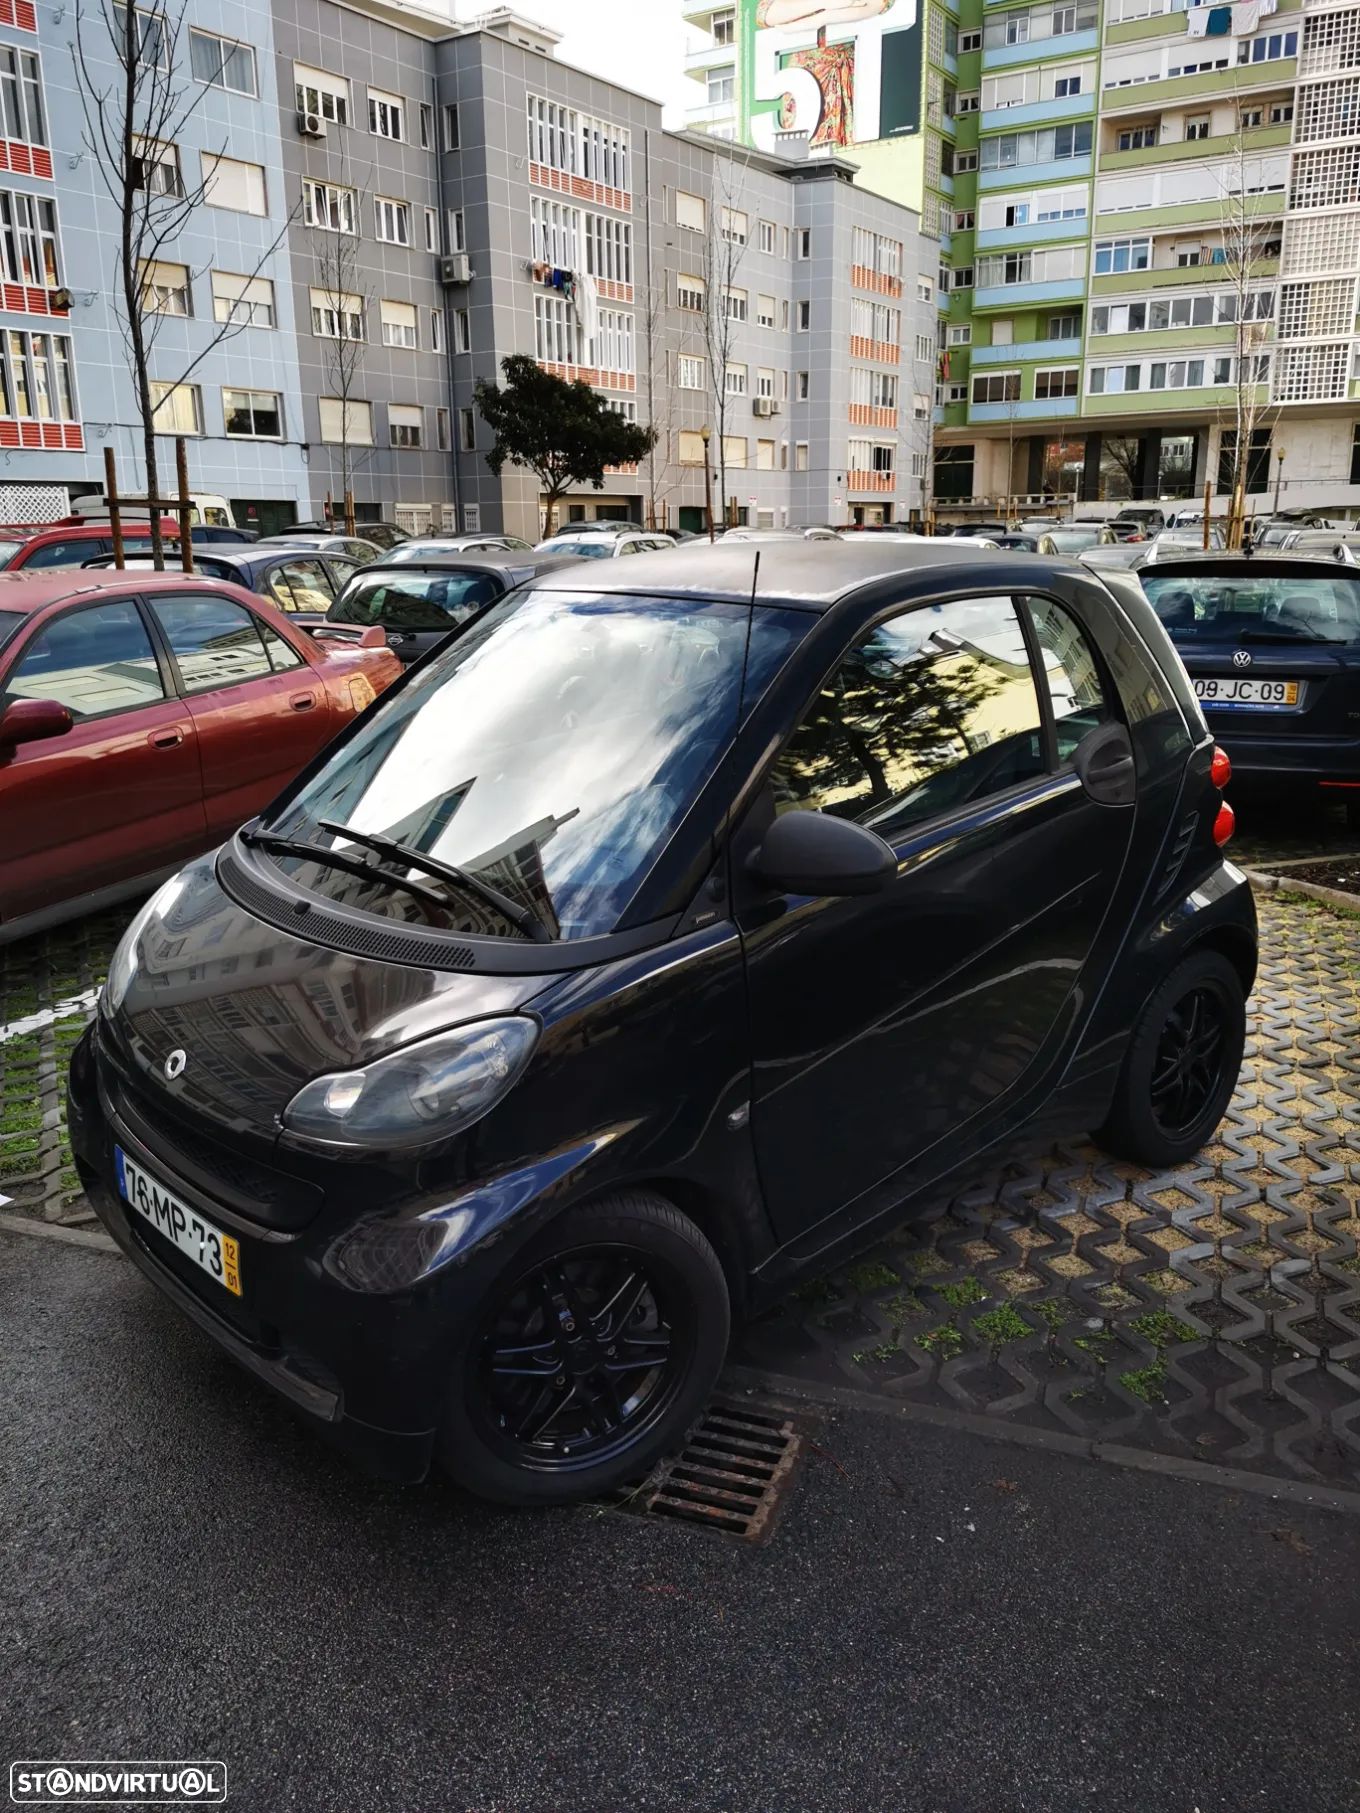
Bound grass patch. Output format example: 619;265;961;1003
882;1290;927;1327
1074;1330;1114;1358
842;1259;901;1294
974;1303;1030;1346
938;1276;986;1308
1033;1298;1069;1332
1119;1362;1168;1404
918;1324;965;1361
1129;1310;1197;1348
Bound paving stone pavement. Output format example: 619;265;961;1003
4;887;1360;1489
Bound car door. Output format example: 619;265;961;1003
262;557;338;629
145;591;332;840
737;589;1137;1250
0;595;205;924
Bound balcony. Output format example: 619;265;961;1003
1098;122;1291;171
1085;382;1268;416
1104;0;1298;46
973;275;1087;308
1091;258;1278;295
847;469;896;493
971;335;1083;364
1088;321;1246;357
980;92;1095;131
684;41;733;76
1100;57;1296;115
969;396;1080;422
1095;186;1285;237
983;27;1098;64
978;154;1093;191
976;216;1090;250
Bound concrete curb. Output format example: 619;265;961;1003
1246;866;1360;915
0;1210;118;1253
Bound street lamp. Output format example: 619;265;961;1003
1274;446;1285;516
701;425;714;542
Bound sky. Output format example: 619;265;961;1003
453;0;697;125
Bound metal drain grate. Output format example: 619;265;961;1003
613;1398;808;1543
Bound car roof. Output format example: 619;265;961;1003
359;550;581;576
1136;553;1360;577
0;566;257;618
529;539;1093;613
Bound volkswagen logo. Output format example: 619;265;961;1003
164;1049;188;1080
1232;649;1252;669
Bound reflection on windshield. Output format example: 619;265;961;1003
267;590;803;940
329;571;501;631
1142;572;1360;644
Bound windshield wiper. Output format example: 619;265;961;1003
239;827;452;921
1236;627;1327;645
319;820;553;944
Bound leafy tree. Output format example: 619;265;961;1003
473;355;656;535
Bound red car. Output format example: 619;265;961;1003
0;570;403;943
0;521;183;570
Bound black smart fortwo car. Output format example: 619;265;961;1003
69;544;1257;1505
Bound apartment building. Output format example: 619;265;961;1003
686;0;1360;519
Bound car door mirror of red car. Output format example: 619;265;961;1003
748;808;897;898
356;626;387;650
0;696;74;749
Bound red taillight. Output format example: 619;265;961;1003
1210;745;1232;790
1213;801;1235;847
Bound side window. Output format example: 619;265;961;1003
20;538;106;570
4;600;166;717
151;594;273;694
772;596;1047;839
271;560;333;613
1023;595;1110;761
257;618;304;674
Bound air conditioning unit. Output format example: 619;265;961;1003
296;110;326;139
439;253;472;285
753;397;778;417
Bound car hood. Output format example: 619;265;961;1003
100;853;552;1138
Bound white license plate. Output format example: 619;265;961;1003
115;1145;242;1297
1193;677;1300;707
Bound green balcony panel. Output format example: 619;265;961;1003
1092;259;1278;294
1104;0;1297;44
1085;383;1268;415
1098;57;1296;112
1087;322;1245;356
1096;192;1284;236
1097;124;1291;172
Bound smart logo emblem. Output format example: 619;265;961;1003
164;1049;188;1080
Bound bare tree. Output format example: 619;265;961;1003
639;235;683;533
701;148;752;527
1101;433;1142;501
309;176;374;534
1213;126;1282;546
72;0;294;565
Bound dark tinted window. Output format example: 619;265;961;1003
151;594;273;691
1024;594;1110;759
1141;571;1360;646
329;571;502;631
20;537;109;569
773;596;1046;838
5;599;165;715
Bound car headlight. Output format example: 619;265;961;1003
101;877;186;1018
281;1017;539;1150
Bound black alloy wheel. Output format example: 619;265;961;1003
438;1194;730;1505
1149;984;1229;1138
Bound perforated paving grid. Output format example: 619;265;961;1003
737;892;1360;1492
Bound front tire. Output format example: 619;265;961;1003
1094;949;1246;1167
437;1193;730;1506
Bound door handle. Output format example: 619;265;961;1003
149;728;183;749
289;692;318;712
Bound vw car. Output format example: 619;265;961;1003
70;544;1255;1505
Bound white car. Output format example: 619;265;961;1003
535;531;676;559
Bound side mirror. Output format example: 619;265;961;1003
0;697;74;749
748;809;897;899
356;626;388;650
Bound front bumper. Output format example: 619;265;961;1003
68;1025;443;1483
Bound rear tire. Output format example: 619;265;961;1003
437;1193;730;1507
1093;949;1245;1167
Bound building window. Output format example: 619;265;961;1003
971;372;1021;404
310;288;364;340
436;407;450;450
422;207;437;253
304;180;355;235
723;286;748;321
223;388;281;438
1054;74;1082;96
0;46;45;145
795;441;808;471
796;298;810;330
1186;114;1210;141
721;206;748;245
294;65;349;125
678;429;706;465
389;404;423;448
725;362;747;396
319;397;373;444
189;30;257;97
112;5;166;69
534;293;575;364
420;102;433;148
756;292;775;326
1093;237;1150;275
707;64;735;105
442;104;460;150
915;332;933;361
202;154;266;216
947;324;972;345
722;434;747;468
380;299;418;349
0;330;77;422
211;271;274;327
585;212;632;285
1268;101;1293;125
960;27;981;49
955;150;978;172
677;273;705;311
677;353;705;390
954;210;974;230
758;218;776;253
449;209;466;253
917;277;933;303
0;191;59;287
1048;312;1079;338
1034;367;1079;398
676;191;706;232
796;370;809;399
140;259;190;317
369;88;404;140
713;8;735;44
795;227;811;259
149;380;202;435
432;308;445;353
374;196;411;245
132;139;182;197
958;90;980;112
453;307;470;353
458;407;475;450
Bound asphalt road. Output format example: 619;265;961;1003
4;1231;1360;1813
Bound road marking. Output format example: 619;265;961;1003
0;987;101;1046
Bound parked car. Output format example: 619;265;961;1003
535;531;676;559
939;521;1009;539
1078;544;1148;574
1145;527;1227;557
319;551;581;661
1037;526;1118;555
80;547;363;616
1275;527;1360;558
995;534;1042;552
191;525;259;546
1137;553;1360;825
0;522;183;571
1112;507;1168;537
69;541;1254;1506
548;519;647;534
258;533;385;564
383;535;535;561
0;572;402;943
1105;522;1147;543
290;521;410;552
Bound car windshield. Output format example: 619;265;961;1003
0;539;25;568
542;541;611;559
328;570;504;630
265;589;803;940
1141;571;1360;644
1044;529;1098;551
